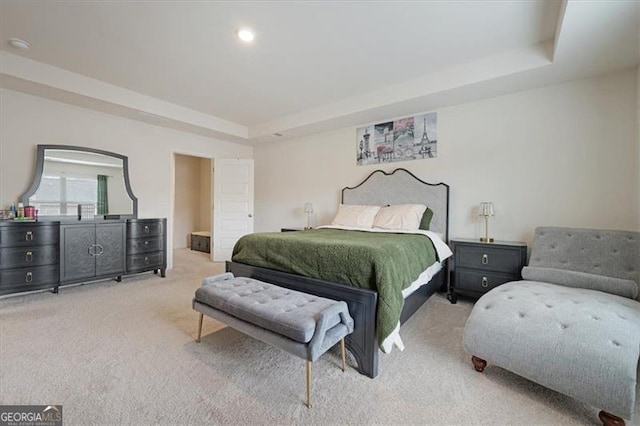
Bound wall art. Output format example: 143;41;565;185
356;112;437;165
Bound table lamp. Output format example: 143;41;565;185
304;202;314;229
479;202;494;243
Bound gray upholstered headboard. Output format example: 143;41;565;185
341;168;449;242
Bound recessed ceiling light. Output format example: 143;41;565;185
237;28;255;43
8;37;31;50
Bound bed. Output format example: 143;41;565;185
226;168;450;378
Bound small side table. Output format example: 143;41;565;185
281;228;304;232
448;238;527;304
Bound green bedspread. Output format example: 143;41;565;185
231;228;439;347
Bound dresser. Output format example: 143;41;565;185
448;239;527;303
126;218;167;277
0;218;167;297
0;222;60;295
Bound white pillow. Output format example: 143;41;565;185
331;204;381;228
373;204;427;231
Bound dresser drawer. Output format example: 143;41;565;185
0;225;59;248
456;245;523;274
127;252;164;272
0;264;59;289
455;269;518;294
127;237;163;254
128;221;163;238
0;245;58;269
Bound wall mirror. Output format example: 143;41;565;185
21;145;138;219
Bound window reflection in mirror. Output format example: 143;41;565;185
28;149;132;216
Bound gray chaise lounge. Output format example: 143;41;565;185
464;227;640;426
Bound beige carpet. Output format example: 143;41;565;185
1;249;638;425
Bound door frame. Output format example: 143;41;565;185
170;150;215;263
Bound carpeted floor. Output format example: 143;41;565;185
1;249;638;425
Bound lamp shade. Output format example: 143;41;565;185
479;202;494;217
304;202;314;214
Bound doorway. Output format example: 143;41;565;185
173;153;213;266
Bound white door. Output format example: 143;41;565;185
213;159;254;261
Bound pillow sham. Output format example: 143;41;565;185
330;204;381;228
419;207;434;230
372;204;427;231
521;266;639;300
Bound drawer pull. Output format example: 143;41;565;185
144;241;150;247
95;244;104;256
144;256;149;264
482;254;489;265
88;245;95;256
25;231;33;242
481;277;488;288
25;272;33;283
144;225;150;234
25;251;33;262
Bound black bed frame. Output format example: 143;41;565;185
226;261;446;378
227;168;450;379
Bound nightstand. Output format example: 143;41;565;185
448;238;527;304
281;228;304;232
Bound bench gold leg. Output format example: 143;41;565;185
340;338;346;372
196;313;203;343
306;360;312;408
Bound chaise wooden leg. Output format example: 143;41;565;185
306;360;312;408
196;313;203;343
599;411;625;426
340;338;346;372
471;356;487;373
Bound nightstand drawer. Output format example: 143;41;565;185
456;245;523;274
455;269;518;294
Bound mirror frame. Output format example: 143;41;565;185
21;144;138;220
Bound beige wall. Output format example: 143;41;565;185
254;68;639;245
173;154;201;249
0;88;252;267
199;157;212;232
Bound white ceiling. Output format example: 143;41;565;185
0;1;638;144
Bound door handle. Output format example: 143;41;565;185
25;251;33;262
95;244;104;256
88;245;95;256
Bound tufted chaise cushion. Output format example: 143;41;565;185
463;281;640;419
195;275;342;343
522;266;638;300
527;227;639;300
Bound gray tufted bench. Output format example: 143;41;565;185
192;272;354;408
464;227;640;426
